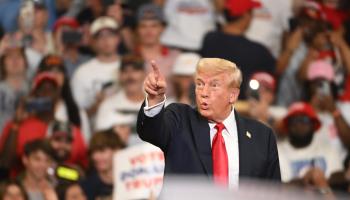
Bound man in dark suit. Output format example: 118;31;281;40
137;58;280;188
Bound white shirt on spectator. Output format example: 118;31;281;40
71;58;120;109
144;97;240;188
95;90;143;130
278;137;343;183
161;0;216;50
245;0;293;57
314;101;350;161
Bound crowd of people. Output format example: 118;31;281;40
0;0;350;199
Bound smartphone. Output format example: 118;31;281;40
19;1;35;32
317;81;331;96
25;97;53;113
62;30;82;45
247;79;260;101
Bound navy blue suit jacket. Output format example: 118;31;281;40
137;102;281;182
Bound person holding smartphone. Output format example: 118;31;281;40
303;60;350;161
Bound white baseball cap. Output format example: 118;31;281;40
90;16;119;36
172;53;201;76
95;111;134;131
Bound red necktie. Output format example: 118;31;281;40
212;123;228;186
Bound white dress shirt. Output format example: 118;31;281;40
144;97;240;188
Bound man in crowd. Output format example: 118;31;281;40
52;17;90;79
303;60;350;160
278;102;343;183
21;139;57;200
138;58;280;189
135;3;179;97
95;55;145;133
72;16;121;117
243;72;287;130
47;120;88;168
170;52;201;106
80;131;125;200
201;0;276;99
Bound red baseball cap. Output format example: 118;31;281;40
250;72;276;91
282;102;321;131
32;72;59;91
301;0;325;20
321;5;348;30
225;0;262;17
53;17;79;32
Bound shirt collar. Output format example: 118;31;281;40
208;108;237;135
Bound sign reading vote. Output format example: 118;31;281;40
113;143;165;200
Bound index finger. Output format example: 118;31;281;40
151;60;160;80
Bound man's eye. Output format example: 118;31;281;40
196;82;203;87
211;83;219;88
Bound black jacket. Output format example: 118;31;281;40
137;102;281;182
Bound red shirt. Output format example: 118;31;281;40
0;117;88;171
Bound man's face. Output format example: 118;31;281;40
4;50;26;76
195;71;239;122
23;151;52;181
94;29;119;56
137;20;164;46
50;135;72;162
120;66;145;94
287;115;315;148
35;81;60;100
91;148;115;173
34;8;48;29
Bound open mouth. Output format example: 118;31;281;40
200;102;209;110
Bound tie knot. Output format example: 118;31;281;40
215;123;225;132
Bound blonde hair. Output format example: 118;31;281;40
195;58;242;88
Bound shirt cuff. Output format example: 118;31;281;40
144;95;166;117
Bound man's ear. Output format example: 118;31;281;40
229;88;240;104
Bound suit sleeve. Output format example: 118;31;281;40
137;101;180;153
266;128;281;181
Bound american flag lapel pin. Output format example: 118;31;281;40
246;131;252;139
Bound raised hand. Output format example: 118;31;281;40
144;61;167;106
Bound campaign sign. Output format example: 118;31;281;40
113;143;165;200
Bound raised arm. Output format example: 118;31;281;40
137;61;174;151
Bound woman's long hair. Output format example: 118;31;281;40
36;55;81;127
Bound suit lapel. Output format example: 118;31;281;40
235;111;252;178
190;110;213;176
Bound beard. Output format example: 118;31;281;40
288;131;314;148
54;150;70;163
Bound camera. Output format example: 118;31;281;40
247;79;260;101
25;97;53;113
317;80;331;96
61;30;82;45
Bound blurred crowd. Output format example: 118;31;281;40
0;0;350;199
